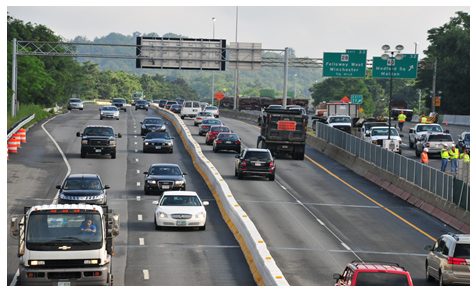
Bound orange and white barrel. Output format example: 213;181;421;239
17;128;27;143
8;138;17;154
12;133;22;148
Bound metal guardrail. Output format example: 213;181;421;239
7;114;35;140
314;122;470;212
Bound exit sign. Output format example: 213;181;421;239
351;95;363;104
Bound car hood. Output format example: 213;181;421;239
329;122;351;126
157;206;205;214
371;135;402;140
146;175;184;181
143;123;164;127
61;190;104;196
144;138;172;143
101;110;118;114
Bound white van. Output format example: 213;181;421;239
181;101;201;119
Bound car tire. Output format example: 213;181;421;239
100;117;103;120
144;186;151;195
135;108;137;111
194;122;197;126
213;146;218;153
154;215;162;230
199;223;206;231
80;108;83;110
68;107;71;111
116;118;119;120
80;150;86;158
269;174;275;181
238;171;243;180
409;140;414;149
143;148;147;153
439;271;444;286
169;149;173;154
425;263;434;282
111;152;116;159
415;148;420;157
235;168;238;177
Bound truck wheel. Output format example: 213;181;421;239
269;174;275;181
409;140;414;148
80;150;86;158
144;186;151;195
238;171;244;180
111;152;116;159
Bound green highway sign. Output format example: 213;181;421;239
351;95;363;104
372;54;418;79
323;49;367;78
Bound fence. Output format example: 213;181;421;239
314;122;470;212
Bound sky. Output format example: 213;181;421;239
6;2;471;61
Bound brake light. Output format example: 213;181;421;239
447;257;467;265
269;162;274;168
426;143;430;147
235;140;241;144
216;140;222;143
242;161;247;167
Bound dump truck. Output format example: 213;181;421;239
390;100;413;121
257;108;308;160
10;204;119;286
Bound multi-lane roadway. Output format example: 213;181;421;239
7;104;467;286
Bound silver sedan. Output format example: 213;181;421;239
100;106;120;120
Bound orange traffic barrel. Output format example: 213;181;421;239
12;133;22;148
8;138;17;153
7;144;9;160
17;128;26;143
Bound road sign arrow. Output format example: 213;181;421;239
409;65;414;71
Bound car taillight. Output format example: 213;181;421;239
242;161;247;167
235;140;241;144
197;117;202;120
447;257;467;265
216;140;222;143
269;162;274;168
426;143;430;147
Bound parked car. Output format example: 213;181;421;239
140;117;167;136
153;191;209;230
205;125;231;145
213;133;241;153
409;123;448;148
203;106;220;118
333;261;413;286
56;174;109;205
424;232;470;286
235;148;275;181
143;164;187;195
135;100;149;111
170;104;183;114
111;98;127;112
67;98;84;111
198;119;223;136
415;132;454;157
158;99;168;108
181;101;201;119
457;131;470;154
76;125;122;159
193;112;214;126
142;132;174;153
99;106;120;120
165;101;177;110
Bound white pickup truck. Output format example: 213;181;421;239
408;123;448;149
364;126;403;154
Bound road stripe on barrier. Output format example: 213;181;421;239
222;116;437;242
151;107;269;286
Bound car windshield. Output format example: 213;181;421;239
203;120;221;125
102;106;117;111
70;99;81;103
330;117;351;123
84;127;114;136
145;132;170;139
354;272;409;286
428;134;453;142
137;101;147;104
149;166;181;175
245;151;271;160
417;125;443;132
143;118;163;124
63;179;102;190
160;195;201;206
113;99;125;103
198;112;212;117
26;213;103;243
205;107;218;110
464;134;470;141
372;128;399;136
218;133;238;140
210;127;230;132
268;105;283;109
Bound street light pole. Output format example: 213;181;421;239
211;17;216;106
294;74;297;99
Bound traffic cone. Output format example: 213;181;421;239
12;133;22;148
446;121;448;126
8;138;17;154
7;144;9;161
17;128;26;143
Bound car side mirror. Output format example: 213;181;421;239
143;172;148;175
140;122;143;124
409;129;414;134
99;109;101;111
202;201;209;206
444;130;450;133
118;133;122;138
333;273;342;280
182;172;188;176
76;132;81;137
152;200;159;205
424;244;433;251
171;137;175;139
142;137;145;140
104;185;110;189
56;185;61;189
235;155;240;158
399;134;404;137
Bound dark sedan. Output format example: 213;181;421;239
143;132;174;153
140;117;167;136
457;131;470;154
143;164;187;195
165;101;177;110
56;174;109;205
158;99;168;108
135;100;149;111
198;119;223;136
235;148;275;181
170;104;183;114
213;133;241;153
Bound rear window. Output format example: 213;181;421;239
210;127;229;132
453;243;470;259
70;99;81;103
245;151;271;160
113;99;125;103
355;272;409;286
428;134;453;142
417;125;443;132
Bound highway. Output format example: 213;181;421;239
7;104;465;286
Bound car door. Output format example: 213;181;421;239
429;237;446;277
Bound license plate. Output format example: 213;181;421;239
282;145;288;149
437;144;443;148
226;141;232;144
255;163;261;166
95;149;102;153
177;221;186;226
151;129;156;132
155;146;161;149
58;282;70;286
162;185;169;189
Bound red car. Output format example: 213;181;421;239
205;126;231;145
333;261;413;286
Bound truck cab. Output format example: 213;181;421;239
364;126;403;154
327;115;352;134
10;204;119;286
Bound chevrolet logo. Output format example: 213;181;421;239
58;246;71;250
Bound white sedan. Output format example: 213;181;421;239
203;106;219;118
193;112;214;126
153;191;209;230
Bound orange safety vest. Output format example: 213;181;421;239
421;152;429;164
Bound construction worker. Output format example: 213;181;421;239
420;114;427;123
420;148;429;165
460;149;470;162
440;144;450;173
397;111;406;131
448;145;460;174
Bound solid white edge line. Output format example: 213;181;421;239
143;269;149;280
138;215;143;221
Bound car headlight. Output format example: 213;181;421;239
148;180;157;184
82;140;88;145
144;142;149;145
195;211;206;219
114;112;118;116
175;180;184;185
167;142;173;146
157;211;168;218
94;194;105;199
142;125;146;129
101;112;104;115
372;140;378;145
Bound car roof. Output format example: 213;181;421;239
150;163;180;168
162;191;198;197
86;125;113;129
245;148;271;152
349;262;407;272
445;233;470;242
66;174;100;179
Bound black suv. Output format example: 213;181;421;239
143;163;187;195
140;117;167;136
111;98;127;112
135;100;149;111
158;99;168;108
235;148;275;180
56;174;109;205
76;125;122;159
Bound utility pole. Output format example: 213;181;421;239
11;38;18;117
431;59;437;113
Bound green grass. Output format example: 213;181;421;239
7;104;55;130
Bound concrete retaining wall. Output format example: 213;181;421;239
412;114;470;126
152;105;289;286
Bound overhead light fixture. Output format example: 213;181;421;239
395;45;404;51
382;45;390;51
